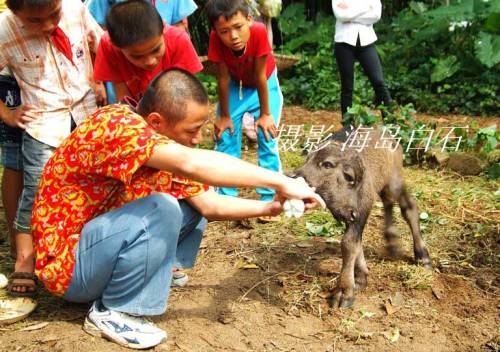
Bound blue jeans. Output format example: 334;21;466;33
14;133;55;232
64;194;206;316
215;69;283;201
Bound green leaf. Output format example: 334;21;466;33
484;12;500;33
409;1;428;14
431;56;460;82
477;124;497;136
486;163;500;179
474;32;500;68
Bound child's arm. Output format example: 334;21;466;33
82;2;106;105
254;55;277;142
0;100;38;129
214;62;234;140
112;82;132;102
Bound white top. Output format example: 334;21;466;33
332;0;381;46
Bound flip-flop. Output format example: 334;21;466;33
0;297;37;325
7;272;37;298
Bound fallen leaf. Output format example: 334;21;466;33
384;300;401;315
318;291;333;299
296;241;314;248
241;263;259;269
431;286;443;300
217;312;235;324
296;274;314;282
234;258;259;269
20;322;49;331
390;292;405;306
384;328;400;343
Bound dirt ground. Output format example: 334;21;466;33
0;106;498;352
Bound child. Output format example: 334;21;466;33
207;0;283;221
94;0;202;102
85;0;197;31
0;0;103;296
0;69;23;258
154;0;198;31
0;1;23;258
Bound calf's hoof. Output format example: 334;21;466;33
354;271;368;292
329;287;356;309
386;243;401;258
414;248;433;270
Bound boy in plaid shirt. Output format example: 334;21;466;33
0;0;103;296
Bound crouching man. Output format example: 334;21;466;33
31;69;324;350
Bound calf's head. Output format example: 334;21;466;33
293;144;364;224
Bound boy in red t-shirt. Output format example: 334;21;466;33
207;0;283;221
94;0;202;101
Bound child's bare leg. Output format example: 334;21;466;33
2;168;23;257
11;232;35;294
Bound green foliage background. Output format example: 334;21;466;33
275;0;499;116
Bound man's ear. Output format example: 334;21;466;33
247;14;253;25
145;112;163;130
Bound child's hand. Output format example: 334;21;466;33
263;199;285;217
94;81;107;107
4;105;38;129
214;116;234;140
255;114;277;142
277;176;326;210
337;2;348;9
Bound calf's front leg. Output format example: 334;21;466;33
330;219;367;309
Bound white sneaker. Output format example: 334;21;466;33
171;271;188;288
83;300;167;349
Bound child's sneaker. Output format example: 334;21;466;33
83;300;166;349
242;112;257;142
171;271;188;288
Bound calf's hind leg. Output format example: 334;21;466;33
380;187;401;257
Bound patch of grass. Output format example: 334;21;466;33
396;264;434;289
280;151;306;172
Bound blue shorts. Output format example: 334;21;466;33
0;75;23;171
0;142;23;171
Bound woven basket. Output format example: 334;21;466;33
199;54;300;77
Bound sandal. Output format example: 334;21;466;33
7;272;37;298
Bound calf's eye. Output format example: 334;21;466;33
343;171;356;185
320;161;335;169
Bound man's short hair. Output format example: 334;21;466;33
206;0;249;27
106;0;163;48
138;69;208;126
6;0;57;12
